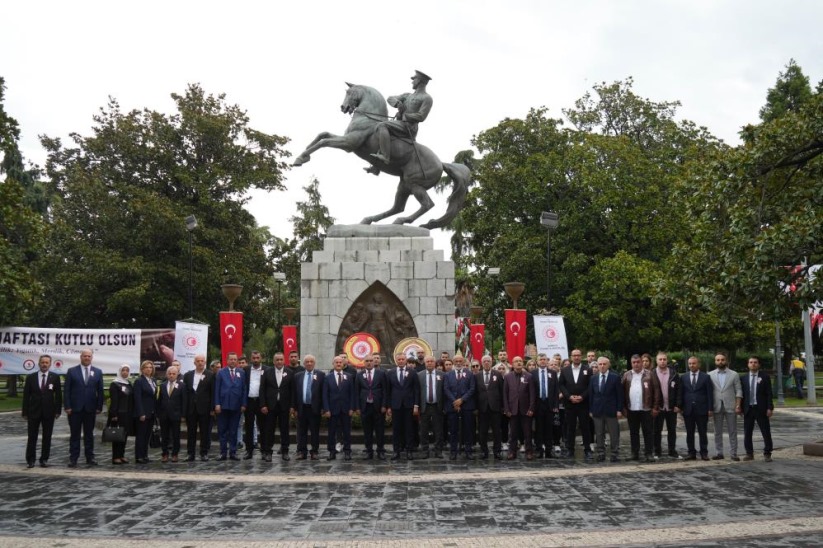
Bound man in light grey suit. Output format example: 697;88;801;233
417;356;445;458
708;353;742;461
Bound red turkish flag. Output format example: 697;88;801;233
470;323;485;361
282;325;298;356
219;311;244;366
505;309;527;360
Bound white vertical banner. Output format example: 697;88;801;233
533;315;569;360
174;321;210;374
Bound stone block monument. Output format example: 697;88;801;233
300;225;455;370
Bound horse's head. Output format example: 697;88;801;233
340;83;387;117
341;82;361;114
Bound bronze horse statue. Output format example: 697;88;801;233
293;84;470;229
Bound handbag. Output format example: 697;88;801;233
102;425;127;443
149;418;162;449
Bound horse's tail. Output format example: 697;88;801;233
421;162;471;230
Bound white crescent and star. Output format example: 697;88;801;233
509;321;521;335
473;332;483;342
286;337;295;346
224;324;237;340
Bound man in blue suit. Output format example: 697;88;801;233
355;355;388;460
443;354;477;460
740;356;774;462
213;351;247;460
323;356;356;460
681;356;714;461
588;356;624;462
385;352;419;460
63;349;104;467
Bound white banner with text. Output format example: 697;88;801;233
533;315;569;360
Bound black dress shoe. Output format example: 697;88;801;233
712;454;724;460
684;454;697;461
27;462;35;468
310;453;319;460
243;452;253;460
391;453;402;461
364;452;374;460
494;452;503;460
610;455;620;463
596;454;605;462
327;452;337;461
229;454;241;461
281;453;291;461
344;451;352;461
186;455;196;462
406;451;414;461
701;455;710;461
39;461;50;468
261;454;271;462
87;459;99;466
217;455;228;461
377;452;387;461
200;454;209;461
296;452;307;460
584;452;593;462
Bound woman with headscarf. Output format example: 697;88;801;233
108;364;134;464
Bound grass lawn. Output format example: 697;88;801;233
0;394;22;413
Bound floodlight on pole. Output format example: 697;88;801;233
540;211;559;311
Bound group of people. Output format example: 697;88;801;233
21;347;775;467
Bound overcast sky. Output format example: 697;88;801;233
4;0;823;257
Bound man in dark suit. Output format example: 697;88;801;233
532;353;559;459
740;356;774;462
214;351;247;460
589;356;624;462
558;348;593;460
63;348;104;467
22;354;62;468
681;356;714;461
443;354;477;460
183;354;214;461
241;350;267;460
417;355;445;459
651;352;682;459
323;356;356;460
475;355;504;460
288;350;305;374
260;352;293;461
503;356;536;460
157;364;187;462
385;352;420;460
133;361;157;464
355;355;387;460
293;354;325;460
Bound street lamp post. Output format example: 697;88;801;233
540;211;559;312
185;215;198;318
488;267;500;354
273;272;286;349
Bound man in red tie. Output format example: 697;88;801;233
322;356;356;460
443;354;477;460
22;355;62;468
214;352;247;460
355;356;388;460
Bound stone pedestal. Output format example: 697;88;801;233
300;225;455;370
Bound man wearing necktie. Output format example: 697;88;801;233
444;354;477;460
260;352;294;462
503;357;536;460
157;364;187;463
475;355;504;459
293;355;325;460
589;357;624;462
531;353;559;459
322;356;356;460
356;356;388;460
213;352;248;460
417;356;445;459
63;349;104;467
23;355;62;468
680;356;714;461
385;352;420;460
741;356;774;462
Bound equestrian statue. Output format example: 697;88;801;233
293;71;470;230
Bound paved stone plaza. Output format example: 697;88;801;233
1;407;822;547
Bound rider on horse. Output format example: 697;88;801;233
369;70;433;172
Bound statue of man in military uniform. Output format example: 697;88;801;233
370;70;433;166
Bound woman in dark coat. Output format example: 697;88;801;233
108;364;134;464
133;360;158;464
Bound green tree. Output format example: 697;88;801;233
462;80;725;354
673;66;823;325
35;84;291;347
759;59;813;123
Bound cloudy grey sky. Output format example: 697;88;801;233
4;0;822;256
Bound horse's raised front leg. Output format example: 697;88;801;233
293;131;341;166
361;181;412;224
392;183;434;225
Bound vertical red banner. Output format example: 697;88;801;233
505;309;527;360
470;323;485;361
219;311;244;366
282;325;298;356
